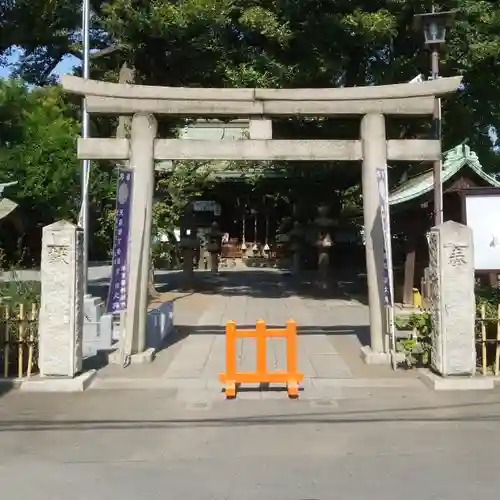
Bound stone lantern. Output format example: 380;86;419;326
205;221;223;273
314;205;334;289
288;221;305;276
179;205;199;285
250;208;259;255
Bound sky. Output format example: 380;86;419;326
0;48;79;79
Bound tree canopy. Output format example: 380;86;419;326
0;79;116;263
2;0;500;268
2;0;500;170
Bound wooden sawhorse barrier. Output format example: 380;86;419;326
219;319;304;398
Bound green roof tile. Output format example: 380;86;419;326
388;144;500;205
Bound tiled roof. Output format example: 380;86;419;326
389;144;500;205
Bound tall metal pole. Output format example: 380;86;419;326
81;0;90;292
431;45;443;225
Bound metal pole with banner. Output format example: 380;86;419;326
375;166;397;369
107;167;133;314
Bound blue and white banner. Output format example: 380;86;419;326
376;166;394;307
106;167;133;313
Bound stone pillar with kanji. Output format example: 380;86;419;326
39;220;84;377
427;221;476;376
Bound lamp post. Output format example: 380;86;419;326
413;9;456;226
80;0;91;293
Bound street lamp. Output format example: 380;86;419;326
413;10;456;225
415;11;454;43
414;11;456;77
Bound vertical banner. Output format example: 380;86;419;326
376;167;394;306
107;167;133;313
376;166;397;368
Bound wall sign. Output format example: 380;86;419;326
465;194;500;270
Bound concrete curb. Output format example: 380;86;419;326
311;377;425;389
418;368;496;391
89;376;426;391
18;370;97;393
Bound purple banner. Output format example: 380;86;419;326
106;167;133;313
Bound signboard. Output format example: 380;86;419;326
465;194;500;270
192;200;221;215
106;167;133;313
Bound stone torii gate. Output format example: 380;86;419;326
62;74;462;363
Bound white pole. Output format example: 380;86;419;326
80;0;90;293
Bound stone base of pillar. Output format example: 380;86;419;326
108;347;155;365
418;368;494;391
209;253;219;273
19;370;97;393
360;345;406;365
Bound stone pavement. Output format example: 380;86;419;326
90;268;421;398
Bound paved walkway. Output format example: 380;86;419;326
164;269;363;380
91;268;420;397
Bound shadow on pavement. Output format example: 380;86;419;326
163;324;370;353
1;399;500;432
154;268;369;304
0;380;17;400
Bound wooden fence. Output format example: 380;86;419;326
477;304;500;376
0;302;39;378
421;269;500;376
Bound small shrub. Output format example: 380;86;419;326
395;312;432;368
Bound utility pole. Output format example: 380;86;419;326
431;39;443;225
80;0;90;293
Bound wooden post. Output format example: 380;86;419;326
481;304;487;376
3;305;9;377
26;303;37;377
403;235;416;305
18;303;25;378
496;304;500;376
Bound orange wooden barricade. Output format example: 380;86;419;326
219;319;304;398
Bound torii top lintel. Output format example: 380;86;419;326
61;75;463;117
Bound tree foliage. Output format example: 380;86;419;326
0;80;81;220
0;79;116;263
2;0;500;171
153;161;215;236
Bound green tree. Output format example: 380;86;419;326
3;0;500;170
0;78;116;264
